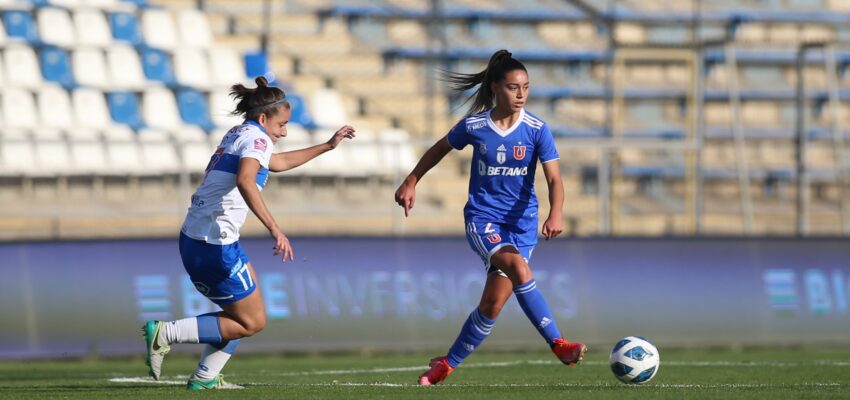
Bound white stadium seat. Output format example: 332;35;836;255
72;48;109;89
171;125;207;144
208;47;245;87
137;128;170;143
309;88;348;128
72;88;111;128
105;141;143;175
208;127;229;148
37;8;75;48
0;53;6;88
142;87;181;130
0;19;8;47
2;88;37;129
345;128;382;176
177;9;213;48
69;141;107;175
141;9;178;50
179;141;212;171
50;0;82;8
0;139;35;176
37;85;74;129
102;125;135;142
379;128;416;174
4;46;43;89
74;9;113;48
66;128;101;142
140;141;180;174
106;46;145;90
34;140;71;177
308;128;352;176
173;47;211;89
208;89;241;128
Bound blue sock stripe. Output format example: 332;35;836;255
514;280;537;294
212;338;240;354
197;312;223;344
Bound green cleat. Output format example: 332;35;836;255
186;374;244;390
142;320;170;380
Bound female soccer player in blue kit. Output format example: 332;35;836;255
395;50;587;385
142;77;355;389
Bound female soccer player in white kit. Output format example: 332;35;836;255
395;50;586;385
142;76;355;389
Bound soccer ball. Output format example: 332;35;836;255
609;336;660;384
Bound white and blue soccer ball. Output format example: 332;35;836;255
609;336;660;384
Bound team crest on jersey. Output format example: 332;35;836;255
496;144;507;164
487;233;502;244
254;138;267;151
513;145;527;160
479;143;487;155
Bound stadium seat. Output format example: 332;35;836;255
107;91;143;129
141;8;177;50
208;89;241;128
72;48;109;89
66;127;100;142
179;140;212;171
106;45;145;90
0;53;5;88
105;141;143;175
102;124;134;142
3;10;38;44
243;51;269;79
286;92;318;129
72;88;111;128
49;0;83;8
0;17;8;47
109;12;142;46
170;125;207;144
4;46;43;89
308;128;352;176
37;85;74;129
69;141;107;175
0;140;35;176
140;48;176;85
208;47;245;88
379;128;416;174
176;9;212;48
280;123;311;151
309;88;348;128
345;128;382;176
208;127;228;148
141;87;181;130
37;8;75;48
173;47;211;89
140;141;180;174
34;140;71;177
40;47;75;88
177;89;214;131
73;9;113;48
137;127;169;143
2;88;37;130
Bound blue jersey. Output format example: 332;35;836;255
446;108;559;245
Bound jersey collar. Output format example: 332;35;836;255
244;119;267;134
486;108;525;137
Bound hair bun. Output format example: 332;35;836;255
255;76;269;87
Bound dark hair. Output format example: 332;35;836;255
229;76;290;120
442;49;527;116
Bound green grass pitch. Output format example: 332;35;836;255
1;347;849;399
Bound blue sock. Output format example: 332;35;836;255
446;308;495;368
514;279;562;345
196;312;223;344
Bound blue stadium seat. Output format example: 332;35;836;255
3;10;38;44
109;12;143;46
285;92;317;129
40;47;75;89
108;91;144;130
243;51;269;80
177;89;214;131
140;48;176;85
121;0;150;7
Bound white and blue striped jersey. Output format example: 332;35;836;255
181;120;273;245
446;108;559;244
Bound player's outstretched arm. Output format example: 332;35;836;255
268;125;356;172
541;160;565;240
237;157;294;261
394;135;453;217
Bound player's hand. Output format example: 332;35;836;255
542;215;564;240
394;176;416;217
271;230;294;262
326;125;355;149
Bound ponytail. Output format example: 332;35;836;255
230;76;290;120
441;49;527;116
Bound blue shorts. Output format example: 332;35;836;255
179;232;255;305
465;221;535;277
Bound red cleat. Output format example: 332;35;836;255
551;338;588;366
418;356;455;386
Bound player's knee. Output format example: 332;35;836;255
500;261;533;285
240;313;267;337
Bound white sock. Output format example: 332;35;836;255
161;317;200;344
192;344;234;381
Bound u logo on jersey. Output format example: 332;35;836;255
487;233;502;244
513;145;527;160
